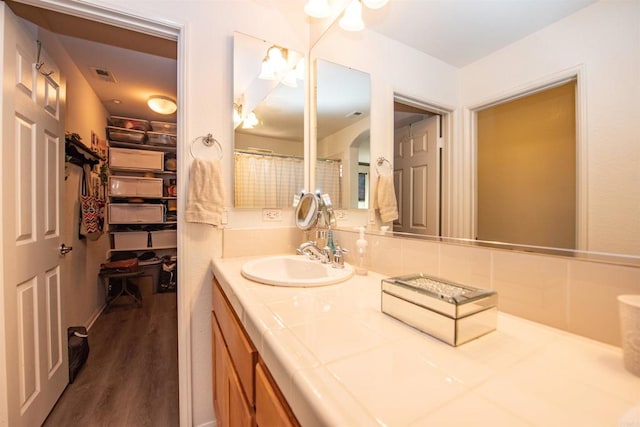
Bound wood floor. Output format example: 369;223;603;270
43;291;179;427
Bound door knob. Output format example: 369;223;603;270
59;243;73;255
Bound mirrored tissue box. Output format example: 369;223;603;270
381;273;498;346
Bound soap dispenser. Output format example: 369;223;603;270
355;227;368;275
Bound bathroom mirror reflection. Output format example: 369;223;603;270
310;1;640;259
233;32;305;208
315;59;371;210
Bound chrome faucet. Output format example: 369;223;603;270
296;241;329;263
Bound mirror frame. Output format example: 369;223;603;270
295;192;319;231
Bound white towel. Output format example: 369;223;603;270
374;174;398;223
185;158;224;226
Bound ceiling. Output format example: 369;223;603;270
362;0;596;67
6;0;596;135
6;0;177;123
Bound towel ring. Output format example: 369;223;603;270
190;133;223;160
375;157;392;175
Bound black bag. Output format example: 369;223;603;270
159;256;177;292
68;326;89;384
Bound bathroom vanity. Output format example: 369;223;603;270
211;256;640;426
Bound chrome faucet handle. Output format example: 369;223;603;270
321;246;333;264
332;246;349;268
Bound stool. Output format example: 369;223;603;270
99;269;143;312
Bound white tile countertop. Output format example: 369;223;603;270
211;256;640;426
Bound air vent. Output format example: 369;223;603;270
346;111;363;118
90;67;117;83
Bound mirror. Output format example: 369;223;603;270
233;32;305;208
310;1;640;259
315;59;371;210
295;192;319;231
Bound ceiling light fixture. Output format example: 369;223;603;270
304;0;331;18
147;95;177;115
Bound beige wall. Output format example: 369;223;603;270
477;82;576;249
460;0;640;255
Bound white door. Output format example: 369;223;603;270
1;5;68;426
393;115;440;235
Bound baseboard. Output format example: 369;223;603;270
85;304;106;331
194;420;216;427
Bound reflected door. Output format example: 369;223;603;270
394;115;439;235
2;7;68;426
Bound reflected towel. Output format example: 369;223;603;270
185;158;224;226
374;174;398;223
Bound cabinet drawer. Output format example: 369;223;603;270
212;279;257;407
256;361;299;427
109;147;164;171
109;176;163;197
108;203;164;224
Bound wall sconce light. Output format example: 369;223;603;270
258;45;303;88
234;102;259;129
242;112;259;129
305;0;390;32
233;103;242;127
363;0;388;9
339;0;365;32
259;46;288;80
147;95;177;115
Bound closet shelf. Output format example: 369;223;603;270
109;140;177;153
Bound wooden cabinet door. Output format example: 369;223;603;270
213;311;254;427
212;279;257;406
228;353;254;427
213;314;229;427
255;362;299;427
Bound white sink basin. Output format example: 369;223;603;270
241;255;354;287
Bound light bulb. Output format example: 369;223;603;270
147;95;177;115
258;59;275;80
339;0;365;32
280;71;298;88
363;0;388;9
304;0;331;18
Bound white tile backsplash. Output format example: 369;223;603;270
223;227;640;346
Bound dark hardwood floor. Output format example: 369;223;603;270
44;291;179;427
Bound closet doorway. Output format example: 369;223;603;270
4;1;182;425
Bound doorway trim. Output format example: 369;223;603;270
465;65;587;250
392;94;452;237
13;1;190;425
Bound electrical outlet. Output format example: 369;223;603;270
262;208;282;222
334;210;348;220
